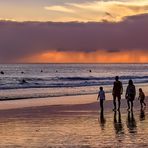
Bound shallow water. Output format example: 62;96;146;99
0;106;147;148
1;64;148;100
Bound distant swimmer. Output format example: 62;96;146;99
21;79;27;84
56;70;58;73
89;70;92;72
0;71;4;75
41;70;43;73
21;71;24;74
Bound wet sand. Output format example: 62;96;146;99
0;95;148;148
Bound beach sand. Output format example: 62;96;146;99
0;95;148;148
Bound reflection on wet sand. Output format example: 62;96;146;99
126;111;137;134
99;109;106;130
0;100;148;147
140;108;145;121
113;111;124;135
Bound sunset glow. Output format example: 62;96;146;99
20;50;148;63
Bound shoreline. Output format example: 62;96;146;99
0;83;148;106
0;94;97;110
0;93;146;111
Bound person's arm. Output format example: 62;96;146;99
134;86;136;98
125;86;128;99
97;92;100;100
120;82;123;95
112;82;115;95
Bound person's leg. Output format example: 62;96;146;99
117;95;121;110
113;95;116;111
143;100;146;107
140;100;143;109
127;100;130;110
100;100;102;110
131;100;133;111
102;100;104;110
100;99;103;110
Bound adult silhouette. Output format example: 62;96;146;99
125;79;136;111
112;76;123;111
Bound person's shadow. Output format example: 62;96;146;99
113;111;124;135
140;108;145;121
126;110;137;134
99;109;106;130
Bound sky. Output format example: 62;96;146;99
0;0;148;63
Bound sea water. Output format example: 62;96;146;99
0;64;148;100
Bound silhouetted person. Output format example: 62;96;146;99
99;109;106;130
21;71;24;74
97;87;105;111
113;110;124;135
140;108;145;121
126;110;137;134
112;76;123;111
21;79;27;84
89;70;92;73
1;71;4;75
41;70;43;73
125;80;136;111
138;88;146;109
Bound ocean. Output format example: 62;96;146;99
0;63;148;100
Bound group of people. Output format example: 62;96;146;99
97;76;146;111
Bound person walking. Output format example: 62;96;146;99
112;76;123;111
97;87;105;111
138;88;146;109
125;79;136;111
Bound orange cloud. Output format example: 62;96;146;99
20;50;148;63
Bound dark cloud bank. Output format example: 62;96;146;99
0;14;148;62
